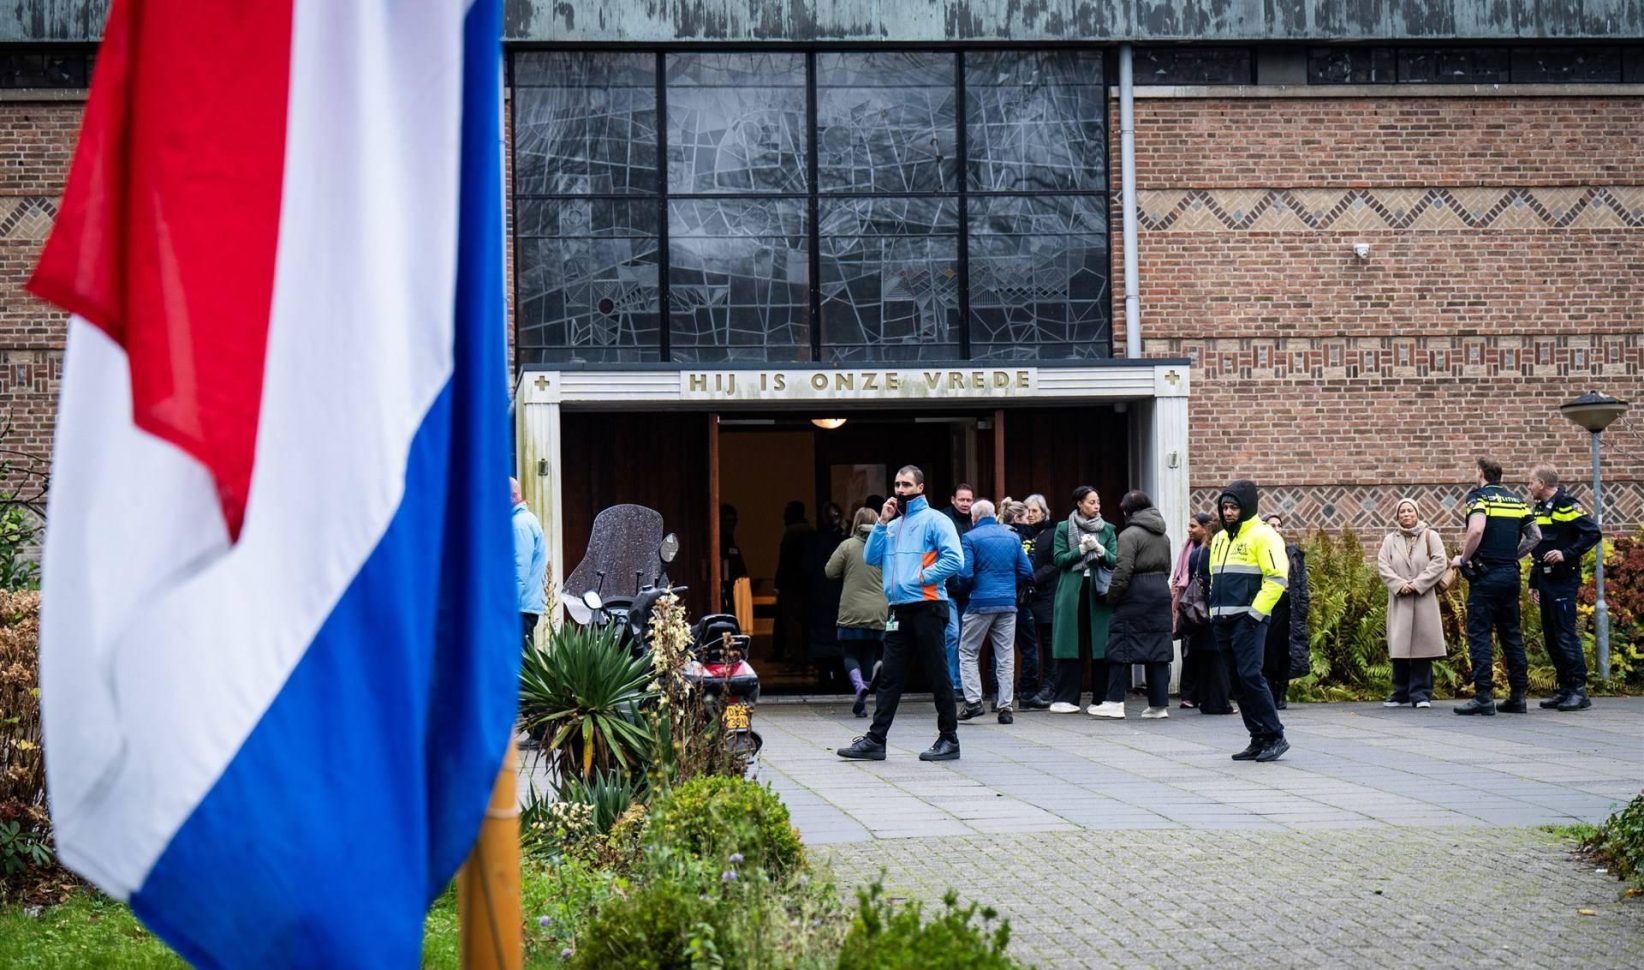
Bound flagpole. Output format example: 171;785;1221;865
457;737;522;970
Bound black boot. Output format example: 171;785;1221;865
1538;689;1571;710
1557;689;1592;711
1496;694;1528;714
1020;691;1051;710
1453;695;1496;716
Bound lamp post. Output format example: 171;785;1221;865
1558;391;1631;681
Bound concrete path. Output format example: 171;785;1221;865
758;696;1644;968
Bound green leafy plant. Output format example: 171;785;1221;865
1582;792;1644;889
0;820;50;876
644;593;748;787
518;622;656;782
836;880;1026;970
646;776;804;878
566;857;719;970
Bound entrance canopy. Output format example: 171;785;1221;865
516;359;1190;619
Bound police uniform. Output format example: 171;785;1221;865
1531;487;1602;705
1460;484;1535;705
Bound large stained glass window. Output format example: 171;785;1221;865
513;49;1109;366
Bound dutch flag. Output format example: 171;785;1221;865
28;0;518;964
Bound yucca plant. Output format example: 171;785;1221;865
518;622;656;783
557;769;646;836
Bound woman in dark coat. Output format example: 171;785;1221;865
1261;514;1311;710
1041;486;1117;714
1093;490;1175;719
1021;494;1061;710
1181;521;1235;715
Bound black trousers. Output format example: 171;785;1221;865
1051;584;1107;704
1106;661;1170;708
1015;604;1041;694
1390;658;1435;704
867;601;958;745
1466;565;1527;697
1217;616;1285;742
1194;644;1234;714
521;612;539;651
1538;580;1586;690
1178;634;1200;703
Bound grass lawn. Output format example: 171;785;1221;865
1;869;567;969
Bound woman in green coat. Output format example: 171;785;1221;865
1045;486;1117;714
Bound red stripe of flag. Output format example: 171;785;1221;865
30;0;295;541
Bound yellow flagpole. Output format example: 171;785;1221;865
457;737;522;970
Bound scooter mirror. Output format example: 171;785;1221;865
659;533;680;564
581;590;604;611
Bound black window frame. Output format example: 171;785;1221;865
1308;43;1644;85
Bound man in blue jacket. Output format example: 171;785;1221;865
837;464;965;762
956;500;1034;724
512;477;547;650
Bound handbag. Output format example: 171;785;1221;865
1178;573;1210;627
1428;530;1458;592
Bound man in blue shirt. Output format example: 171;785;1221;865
956;499;1033;724
837;464;965;762
512;477;547;650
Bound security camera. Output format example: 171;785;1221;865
1353;243;1371;259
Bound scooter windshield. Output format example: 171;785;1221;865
563;504;666;623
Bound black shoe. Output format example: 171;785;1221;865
919;737;961;762
836;736;886;761
957;701;985;721
852;690;868;718
1254;738;1290;763
1557;690;1592;712
1275;698;1288;710
1539;690;1571;710
1496;695;1528;714
989;700;999;713
1020;693;1051;710
1454;697;1496;716
1231;739;1265;761
997;708;1014;725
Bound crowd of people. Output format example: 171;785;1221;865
822;457;1606;765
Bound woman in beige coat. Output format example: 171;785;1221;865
1376;498;1449;708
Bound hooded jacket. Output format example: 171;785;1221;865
825;523;888;630
1207;480;1289;621
1106;507;1172;605
863;495;964;607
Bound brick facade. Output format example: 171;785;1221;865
1115;95;1644;535
3;92;1642;538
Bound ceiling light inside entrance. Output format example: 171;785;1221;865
811;417;847;430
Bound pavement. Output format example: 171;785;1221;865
756;694;1644;969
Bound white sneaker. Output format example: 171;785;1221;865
1087;701;1126;719
1414;700;1432;709
1048;702;1081;714
1141;706;1169;719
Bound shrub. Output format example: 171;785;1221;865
645;592;749;787
0;590;62;902
1583;792;1644;888
566;859;718;970
836;881;1025;970
518;621;655;782
646;775;804;877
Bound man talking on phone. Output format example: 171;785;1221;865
837;464;965;762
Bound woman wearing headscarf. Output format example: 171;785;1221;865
1044;486;1117;714
1094;490;1175;719
1376;497;1450;708
826;507;889;717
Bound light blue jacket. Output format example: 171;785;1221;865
863;496;963;607
513;502;547;615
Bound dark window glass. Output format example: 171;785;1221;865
1307;48;1396;84
0;49;92;88
513;52;657;196
816;51;957;194
668;198;810;362
820;197;960;363
515;198;660;365
966;50;1106;193
1511;47;1622;83
1133;47;1253;85
1399;47;1509;84
1626;47;1644;84
667;53;807;194
967;195;1110;362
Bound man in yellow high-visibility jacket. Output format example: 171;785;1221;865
1208;479;1290;762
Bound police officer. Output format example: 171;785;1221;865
1528;464;1603;711
1453;459;1541;716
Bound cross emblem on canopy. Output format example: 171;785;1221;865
533;375;550;391
1164;370;1181;387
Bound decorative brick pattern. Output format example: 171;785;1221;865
1190;482;1644;536
0;197;55;241
1139;186;1644;233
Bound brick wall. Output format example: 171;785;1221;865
1114;95;1644;535
0;100;77;489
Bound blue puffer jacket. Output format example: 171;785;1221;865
863;496;963;607
958;517;1033;614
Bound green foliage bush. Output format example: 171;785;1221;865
1583;792;1644;888
518;621;656;782
836;881;1025;970
646;775;804;878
